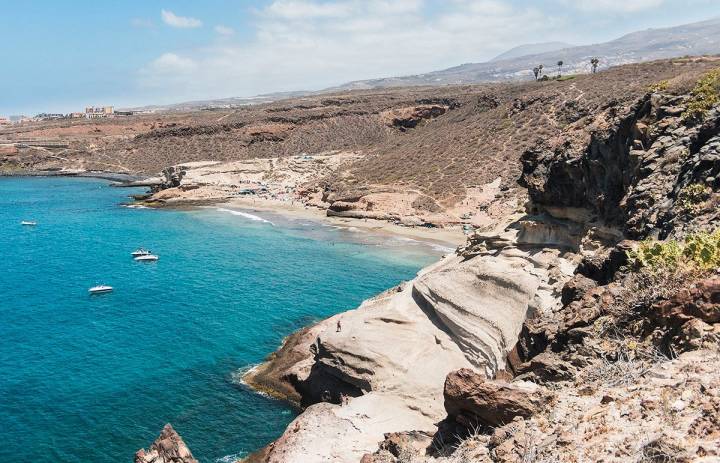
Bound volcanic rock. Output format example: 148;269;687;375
443;369;551;428
134;424;197;463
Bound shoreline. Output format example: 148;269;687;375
0;169;145;183
214;196;466;249
1;169;466;249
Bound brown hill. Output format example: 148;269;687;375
2;57;719;215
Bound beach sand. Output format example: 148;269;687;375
220;196;467;248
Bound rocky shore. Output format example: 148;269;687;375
232;75;720;462
4;58;718;462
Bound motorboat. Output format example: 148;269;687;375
134;254;159;262
131;248;152;257
21;221;37;226
89;285;113;294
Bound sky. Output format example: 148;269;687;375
1;0;718;115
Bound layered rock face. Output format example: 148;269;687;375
520;91;720;240
360;77;720;463
243;217;579;462
135;424;197;463
246;73;720;463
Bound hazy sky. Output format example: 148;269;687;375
1;0;718;115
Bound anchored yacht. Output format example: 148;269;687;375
131;248;152;257
89;285;113;294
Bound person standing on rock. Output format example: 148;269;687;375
336;319;342;332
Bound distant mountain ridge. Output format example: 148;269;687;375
490;41;575;62
134;17;720;111
331;17;720;90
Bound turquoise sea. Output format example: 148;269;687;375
0;177;443;462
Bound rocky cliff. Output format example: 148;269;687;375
126;64;720;462
239;69;720;463
360;69;720;463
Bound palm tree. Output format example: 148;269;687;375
557;60;564;77
591;57;600;74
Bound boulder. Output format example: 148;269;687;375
412;253;543;376
515;351;576;383
444;369;551;428
134;424;197;463
653;277;720;326
359;431;434;463
561;274;597;305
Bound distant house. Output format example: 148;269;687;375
114;110;135;116
85;106;114;118
69;112;85;118
0;117;10;125
35;113;65;120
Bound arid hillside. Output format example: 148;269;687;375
2;57;719;215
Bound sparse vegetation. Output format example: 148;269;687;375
591;57;600;74
628;229;720;272
676;183;711;213
532;65;542;81
681;68;720;122
648;80;670;92
3;58;720;207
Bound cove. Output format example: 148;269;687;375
0;177;440;462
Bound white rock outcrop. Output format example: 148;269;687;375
247;218;579;463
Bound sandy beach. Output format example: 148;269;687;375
220;196;467;249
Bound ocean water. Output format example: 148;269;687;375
0;177;443;462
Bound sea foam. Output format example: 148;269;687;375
216;208;274;225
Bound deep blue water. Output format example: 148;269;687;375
0;177;441;462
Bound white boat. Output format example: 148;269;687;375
131;248;152;257
21;221;37;226
89;285;113;294
134;254;159;262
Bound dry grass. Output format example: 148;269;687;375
3;57;719;208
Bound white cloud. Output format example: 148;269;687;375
215;25;236;36
146;53;197;72
264;0;354;19
161;9;203;28
566;0;664;12
139;0;560;103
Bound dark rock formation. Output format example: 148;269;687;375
443;369;551;428
648;277;720;351
561;274;597;305
134;424;198;463
653;277;720;326
360;431;434;463
520;91;720;240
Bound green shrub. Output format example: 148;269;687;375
677;183;711;213
682;230;720;269
682;68;720;123
628;229;720;271
648;80;669;92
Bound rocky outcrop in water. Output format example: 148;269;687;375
134;424;197;463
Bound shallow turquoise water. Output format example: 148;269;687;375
0;177;442;462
